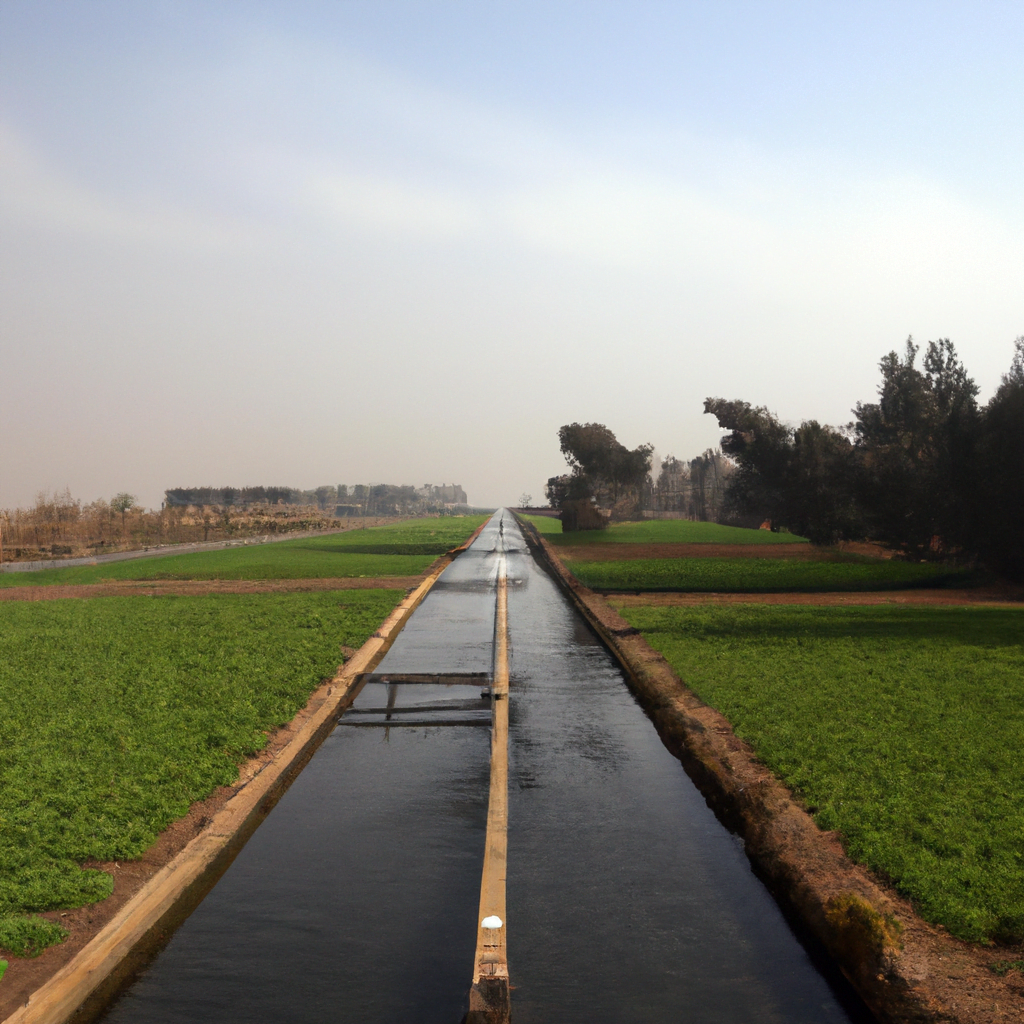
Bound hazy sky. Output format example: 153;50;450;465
2;1;1021;510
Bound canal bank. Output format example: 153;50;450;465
514;512;1017;1024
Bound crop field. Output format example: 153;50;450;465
301;516;489;550
0;516;488;589
518;513;564;535
544;518;809;546
567;556;976;592
615;602;1024;944
0;590;403;955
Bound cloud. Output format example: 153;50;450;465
307;168;483;237
0;122;257;250
274;49;1022;307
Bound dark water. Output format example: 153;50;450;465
102;511;871;1023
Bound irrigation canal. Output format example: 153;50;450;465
102;510;872;1023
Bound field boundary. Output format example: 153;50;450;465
512;512;1022;1024
4;555;459;1024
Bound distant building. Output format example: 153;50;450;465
417;483;468;505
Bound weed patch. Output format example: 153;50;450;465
0;915;68;958
988;959;1024;976
616;603;1024;944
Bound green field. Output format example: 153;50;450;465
0;590;403;955
543;518;809;545
0;516;488;589
517;513;564;535
616;603;1024;944
567;556;974;592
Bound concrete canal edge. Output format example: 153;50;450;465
513;513;1021;1024
6;552;466;1024
467;565;511;1024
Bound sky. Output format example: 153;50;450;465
2;0;1022;511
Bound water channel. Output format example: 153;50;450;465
102;510;872;1023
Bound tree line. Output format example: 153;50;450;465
545;424;736;529
705;336;1024;578
0;490;340;561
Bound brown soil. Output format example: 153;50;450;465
609;586;1024;608
0;576;427;602
515;516;1024;1024
0;671;352;1021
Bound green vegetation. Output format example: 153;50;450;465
616;603;1024;944
518;513;564;535
568;556;972;592
989;959;1024;977
0;590;402;952
546;519;808;546
0;916;68;958
288;516;487;552
0;517;487;589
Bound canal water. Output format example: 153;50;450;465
102;511;871;1023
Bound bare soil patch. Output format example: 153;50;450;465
0;576;426;603
608;586;1024;608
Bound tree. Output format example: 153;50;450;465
974;337;1024;579
110;493;137;540
853;338;979;556
703;399;861;544
518;493;532;508
556;422;653;512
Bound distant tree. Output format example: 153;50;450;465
557;422;653;511
110;492;137;539
703;400;861;544
545;473;588;508
853;338;979;556
703;399;797;526
974;337;1024;579
518;493;532;508
559;498;606;531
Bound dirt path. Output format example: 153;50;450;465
608;586;1024;608
0;576;427;602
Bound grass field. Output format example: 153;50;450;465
0;589;403;955
543;518;809;545
568;556;976;592
518;513;564;535
0;516;488;589
616;603;1024;944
